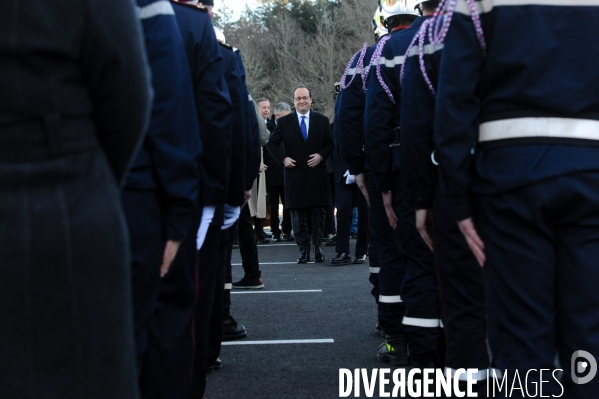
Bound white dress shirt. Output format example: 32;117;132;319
296;110;310;138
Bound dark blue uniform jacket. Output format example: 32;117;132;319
338;44;376;177
126;0;202;240
434;0;599;220
400;17;440;210
172;1;233;210
218;42;247;207
365;17;428;193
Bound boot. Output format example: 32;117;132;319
377;333;410;366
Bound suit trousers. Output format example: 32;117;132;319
267;184;291;235
335;182;368;256
238;204;261;279
477;172;599;398
291;207;325;252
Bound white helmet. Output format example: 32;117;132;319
213;26;226;44
379;0;424;22
372;5;389;41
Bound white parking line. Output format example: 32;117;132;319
222;339;334;346
232;262;316;265
231;289;322;294
257;243;298;246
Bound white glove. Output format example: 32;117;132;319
222;204;241;230
196;206;216;250
344;170;356;185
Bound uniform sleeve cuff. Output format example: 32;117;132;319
166;217;190;242
411;188;434;210
347;160;365;176
446;196;472;221
376;177;392;193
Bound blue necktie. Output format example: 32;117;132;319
300;116;308;142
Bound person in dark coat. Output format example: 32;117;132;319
264;102;294;242
266;85;335;263
0;0;151;398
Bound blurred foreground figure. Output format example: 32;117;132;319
434;0;599;397
0;0;151;398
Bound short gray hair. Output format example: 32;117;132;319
274;102;291;115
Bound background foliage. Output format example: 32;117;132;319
216;0;374;118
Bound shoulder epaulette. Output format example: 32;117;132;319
218;41;233;51
169;0;208;13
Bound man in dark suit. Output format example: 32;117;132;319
266;86;335;263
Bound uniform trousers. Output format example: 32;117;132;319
477;172;599;398
366;174;406;337
432;178;489;376
206;224;236;376
397;167;441;364
140;217;199;399
291;207;325;252
121;189;166;375
335;182;368;256
190;222;223;399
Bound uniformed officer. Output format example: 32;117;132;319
331;83;369;266
122;0;202;381
364;0;442;367
203;23;256;378
140;1;233;398
434;0;599;397
399;0;489;392
337;5;388;335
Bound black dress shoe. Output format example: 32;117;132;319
222;314;247;341
314;247;325;262
256;237;270;244
285;234;295;241
272;234;281;242
321;234;334;242
330;252;351;265
206;358;222;374
353;255;367;264
324;238;337;247
297;251;310;264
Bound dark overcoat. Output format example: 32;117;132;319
266;111;334;209
263;118;285;187
0;0;151;398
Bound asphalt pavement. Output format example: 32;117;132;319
204;234;410;399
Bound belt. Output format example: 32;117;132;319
0;114;98;162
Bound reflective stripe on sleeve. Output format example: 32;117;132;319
402;316;442;328
137;0;175;19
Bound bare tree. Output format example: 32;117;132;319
218;0;373;118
